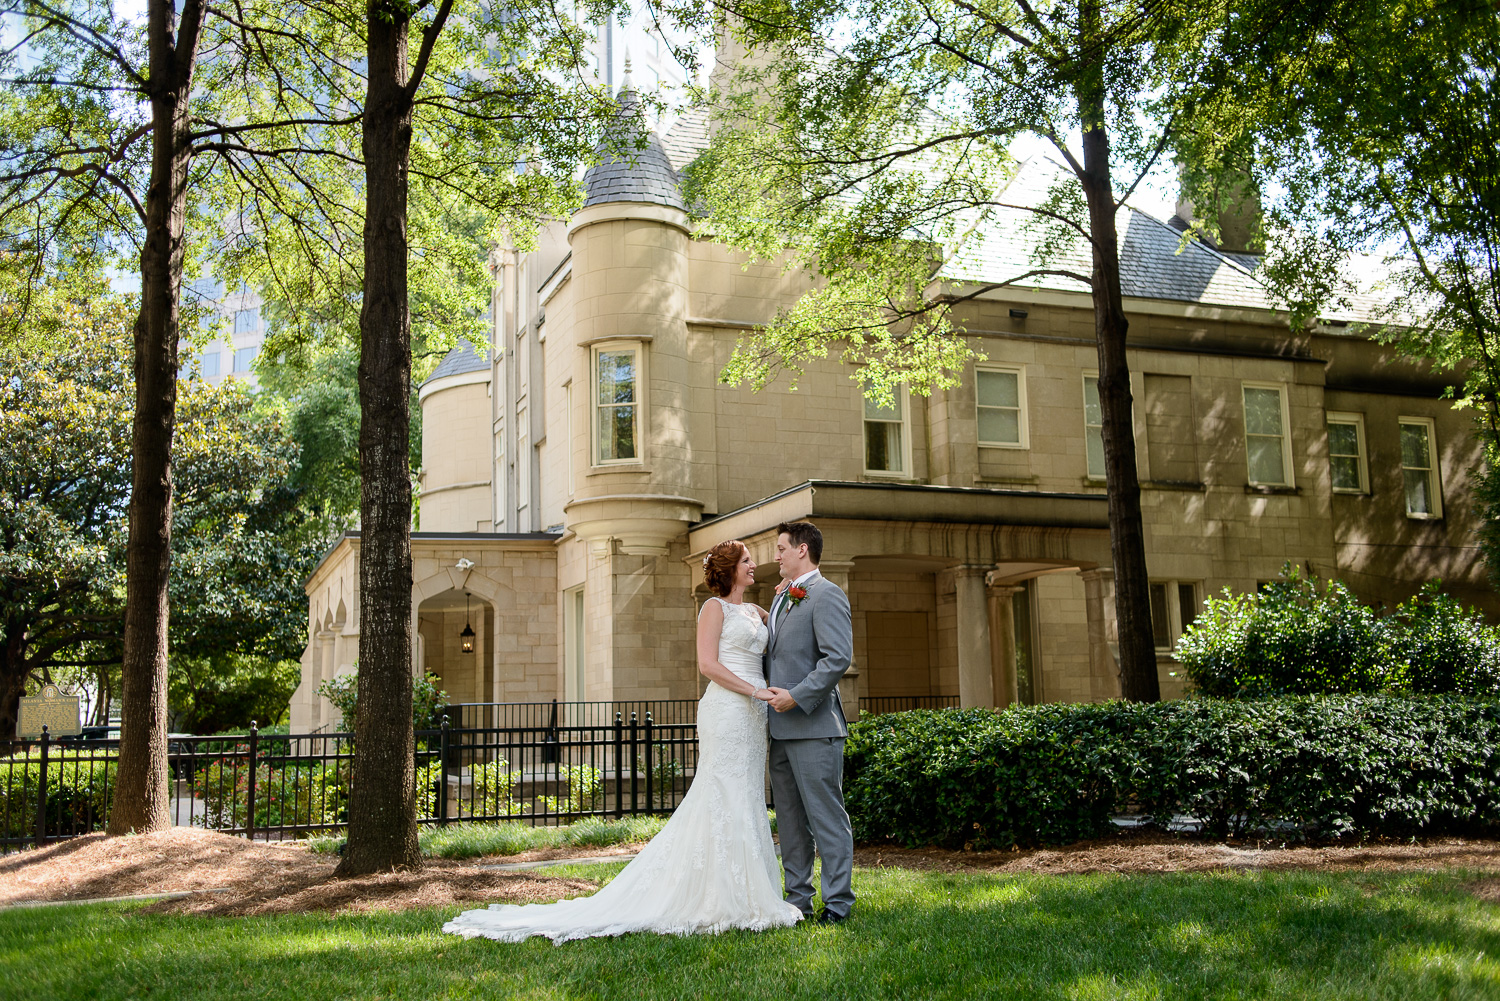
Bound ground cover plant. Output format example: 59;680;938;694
2;863;1496;1000
307;815;672;859
845;697;1500;848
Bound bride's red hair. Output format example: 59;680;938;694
702;541;745;597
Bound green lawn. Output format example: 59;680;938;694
3;863;1497;1001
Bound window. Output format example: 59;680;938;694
594;346;638;464
977;365;1026;448
1399;417;1442;518
1241;383;1292;486
1326;412;1368;494
200;350;221;378
564;587;586;701
233;345;259;373
863;388;907;474
1082;375;1105;478
517;406;530;524
1149;580;1201;651
233;308;259;334
493;425;506;531
564;382;575;498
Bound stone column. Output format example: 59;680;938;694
1080;568;1122;700
817;560;860;722
985;578;1024;708
953;566;994;708
313;629;335;728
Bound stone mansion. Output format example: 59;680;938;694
287;92;1489;732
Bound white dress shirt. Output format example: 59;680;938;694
769;569;820;640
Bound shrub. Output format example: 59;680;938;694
844;697;1500;847
0;751;116;839
200;757;345;831
1391;582;1500;695
535;764;604;815
466;757;521;817
1177;568;1392;697
315;669;448;736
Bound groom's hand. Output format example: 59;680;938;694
766;687;797;712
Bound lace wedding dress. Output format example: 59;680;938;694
442;597;802;944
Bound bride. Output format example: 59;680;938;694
442;540;804;943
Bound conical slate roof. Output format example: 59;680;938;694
582;71;686;211
423;340;489;385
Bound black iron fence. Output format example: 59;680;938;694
858;695;960;715
1;699;702;853
2;696;958;852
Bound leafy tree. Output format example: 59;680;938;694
670;1;1269;700
1175;0;1500;574
186;0;621;873
0;295;318;740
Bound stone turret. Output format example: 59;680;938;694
563;68;702;557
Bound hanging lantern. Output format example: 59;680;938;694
460;592;476;654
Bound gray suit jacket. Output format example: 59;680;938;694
763;571;853;740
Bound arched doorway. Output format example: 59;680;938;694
416;587;495;706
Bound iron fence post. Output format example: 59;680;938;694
628;712;639;816
644;713;655;812
438;718;450;827
245;721;259;842
34;725;50;847
613;712;624;819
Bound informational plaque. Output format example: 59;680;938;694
17;685;82;739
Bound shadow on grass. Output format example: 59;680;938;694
3;865;1497;1000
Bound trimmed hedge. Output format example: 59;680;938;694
844;697;1500;848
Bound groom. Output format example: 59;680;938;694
762;520;856;924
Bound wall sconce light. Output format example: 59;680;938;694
1009;307;1028;319
460;592;476;654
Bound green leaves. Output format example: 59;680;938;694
1174;566;1500;699
845;695;1500;846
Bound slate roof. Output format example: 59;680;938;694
582;80;687;211
648;118;1394;323
423;340;489;385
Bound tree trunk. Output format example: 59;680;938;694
1074;1;1160;703
109;0;204;834
0;618;27;741
336;3;421;875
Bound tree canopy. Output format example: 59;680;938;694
0;291;318;739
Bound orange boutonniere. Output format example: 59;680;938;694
788;585;809;607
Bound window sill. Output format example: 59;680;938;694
978;443;1028;451
589;462;649;474
1405;512;1444;522
862;472;922;483
1244;484;1299;496
1331;488;1368;497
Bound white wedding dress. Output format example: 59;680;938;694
442;597;803;944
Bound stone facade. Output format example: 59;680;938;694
289;90;1491;731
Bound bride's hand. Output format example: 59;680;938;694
773;579;790;596
751;687;774;702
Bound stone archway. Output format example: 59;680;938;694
415;585;495;707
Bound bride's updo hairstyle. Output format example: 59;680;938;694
702;540;745;597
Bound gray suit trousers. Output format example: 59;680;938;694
769;735;855;918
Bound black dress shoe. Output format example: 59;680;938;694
815;909;848;924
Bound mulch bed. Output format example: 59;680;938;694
0;829;596;917
3;827;1498;917
854;831;1500;876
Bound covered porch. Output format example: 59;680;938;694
686;480;1132;714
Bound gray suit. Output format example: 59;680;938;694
763;570;856;919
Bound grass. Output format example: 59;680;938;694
306;815;673;859
2;864;1497;1000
